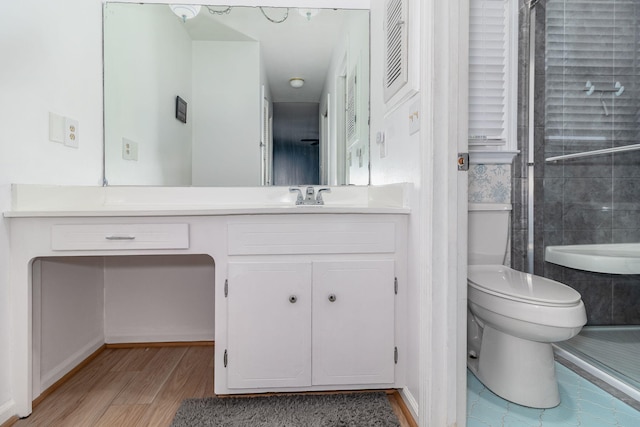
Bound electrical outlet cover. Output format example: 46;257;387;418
63;117;79;148
122;138;139;161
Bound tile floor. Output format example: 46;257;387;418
467;363;640;426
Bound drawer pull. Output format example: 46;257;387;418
289;295;298;304
328;294;336;302
105;235;136;241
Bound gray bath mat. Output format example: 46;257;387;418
170;392;401;427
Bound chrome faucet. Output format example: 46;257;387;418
304;186;315;204
289;187;304;205
289;186;331;205
316;187;331;204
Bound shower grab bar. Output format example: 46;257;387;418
584;81;625;96
545;143;640;162
584;88;624;94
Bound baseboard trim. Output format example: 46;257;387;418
33;344;106;409
105;341;214;349
399;387;419;425
39;337;105;393
0;416;18;427
105;333;214;343
389;389;418;427
0;399;17;427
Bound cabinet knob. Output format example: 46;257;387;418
289;295;298;304
328;294;336;302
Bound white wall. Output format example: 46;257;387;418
104;3;193;186
35;258;105;394
373;97;423;414
0;0;103;187
0;0;104;422
191;41;262;186
104;255;215;343
367;1;424;420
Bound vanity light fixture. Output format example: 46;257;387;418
169;4;201;23
298;8;320;21
205;5;289;24
260;7;289;23
289;78;305;88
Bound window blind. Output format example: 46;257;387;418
469;0;509;145
545;0;640;150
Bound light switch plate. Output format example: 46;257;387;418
409;98;420;135
63;117;79;148
48;112;65;143
376;131;387;158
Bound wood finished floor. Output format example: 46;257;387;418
13;346;414;427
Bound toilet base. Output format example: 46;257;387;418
471;325;560;408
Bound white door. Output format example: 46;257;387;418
227;262;312;389
312;260;395;385
260;86;272;185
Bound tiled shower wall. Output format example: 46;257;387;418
512;0;640;325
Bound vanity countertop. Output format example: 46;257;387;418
5;206;410;218
4;184;410;218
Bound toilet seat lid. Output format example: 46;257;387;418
468;265;582;306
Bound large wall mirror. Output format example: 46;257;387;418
103;2;370;187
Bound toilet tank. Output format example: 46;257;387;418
468;203;512;265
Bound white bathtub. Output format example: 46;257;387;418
545;243;640;274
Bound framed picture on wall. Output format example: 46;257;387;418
176;96;187;123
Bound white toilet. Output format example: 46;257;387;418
467;203;587;408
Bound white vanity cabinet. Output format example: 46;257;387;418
226;259;395;390
311;260;395;386
219;214;405;394
226;261;313;389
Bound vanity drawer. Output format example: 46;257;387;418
228;222;395;255
51;224;189;251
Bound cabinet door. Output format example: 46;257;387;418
227;262;311;389
312;260;395;385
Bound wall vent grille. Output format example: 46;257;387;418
384;0;408;102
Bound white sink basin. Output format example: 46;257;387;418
545;243;640;275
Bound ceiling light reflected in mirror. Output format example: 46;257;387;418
298;8;320;21
289;78;305;88
169;4;201;22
